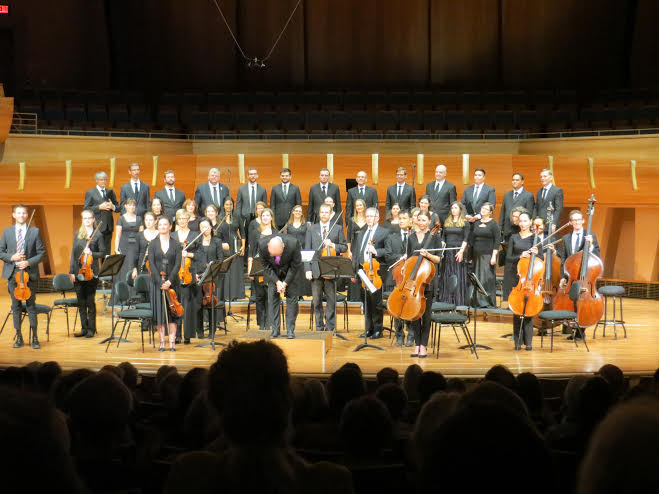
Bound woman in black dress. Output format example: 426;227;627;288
182;199;200;232
114;198;143;297
418;195;441;226
69;210;105;338
346;198;368;302
217;198;246;301
468;202;500;308
285;205;312;298
194;217;225;341
248;208;275;331
406;211;443;358
382;203;401;233
247;201;267;256
437;201;469;306
507;211;540;351
502;206;528;300
133;212;158;279
173;209;199;344
149;216;182;352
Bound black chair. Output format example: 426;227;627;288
431;275;460;344
105;281;153;353
536;310;588;353
51;273;79;336
133;274;152;310
593;285;627;339
430;311;478;359
1;302;52;341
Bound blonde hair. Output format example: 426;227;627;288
259;208;274;233
287;205;304;224
175;209;191;221
444;201;467;228
77;210;97;239
352;199;367;222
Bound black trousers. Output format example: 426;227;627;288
410;290;433;346
180;283;201;339
513;315;534;347
75;278;98;332
252;280;268;329
311;278;336;331
268;283;299;335
101;231;112;258
7;277;37;331
364;288;383;335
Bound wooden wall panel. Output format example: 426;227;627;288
0;97;12;144
430;0;499;87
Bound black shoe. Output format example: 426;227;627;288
13;333;24;348
184;338;191;345
170;348;176;352
74;330;88;338
159;346;165;352
567;334;583;341
31;337;40;349
371;332;383;339
85;330;96;338
514;344;521;351
270;331;280;338
175;337;181;344
537;329;548;336
287;331;295;339
405;334;414;347
525;346;532;351
562;325;572;335
410;353;419;358
395;334;405;346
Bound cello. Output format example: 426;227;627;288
534;205;563;330
387;224;441;322
507;225;545;318
77;221;103;282
554;195;604;327
13;210;36;302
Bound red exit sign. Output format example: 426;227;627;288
0;5;9;15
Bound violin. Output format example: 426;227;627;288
318;211;343;257
160;271;184;317
202;282;218;307
77;221;103;282
554;195;604;327
177;229;205;285
534;205;563;330
362;238;382;290
508;227;545;318
13;210;36;302
387;224;441;322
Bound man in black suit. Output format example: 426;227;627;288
194;167;230;216
352;207;389;339
425;164;457;224
237;167;268;229
258;235;302;339
270;168;301;230
384;210;413;346
534;169;564;231
0;205;46;349
153;169;186;222
307;168;342;223
119;162;150;217
461;168;497;223
499;173;535;239
386;166;416;214
83;171;118;257
345;170;378;219
305;204;348;334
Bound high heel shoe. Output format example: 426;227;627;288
169;335;176;352
410;345;420;358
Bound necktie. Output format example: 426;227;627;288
323;225;328;239
542;188;547;200
322;185;327;196
250;186;256;210
101;188;106;199
360;228;372;259
360;187;364;196
134;182;138;196
402;231;407;245
434;182;439;193
283;184;288;198
275;255;281;265
473;185;480;201
212;186;218;205
168;188;174;202
397;185;402;200
573;233;581;253
16;228;24;256
513;191;518;200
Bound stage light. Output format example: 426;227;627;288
0;5;9;15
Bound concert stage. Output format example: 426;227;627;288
0;290;657;378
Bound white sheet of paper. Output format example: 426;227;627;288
357;269;378;294
300;250;315;263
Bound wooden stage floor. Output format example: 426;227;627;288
0;291;657;378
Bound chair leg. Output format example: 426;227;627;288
73;307;79;333
0;310;12;336
619;296;627;338
105;319;120;353
344;300;348;332
246;301;251;332
550;321;554;352
117;320;129;348
46;313;51;341
64;306;70;336
452;324;460;342
460;323;478;359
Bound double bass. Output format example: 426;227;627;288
534;205;563;330
387;224;441;321
554;195;604;327
508;226;545;318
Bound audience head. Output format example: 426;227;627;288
36;361;62;395
418;371;447;405
403;364;423;401
598;364;626;401
577;376;614;431
484;364;517;392
339;395;393;456
413;391;461;464
178;368;209;418
327;364;366;419
376;367;399;388
376;383;408;422
51;368;95;412
446;377;467;394
462;381;528;418
118;361;138;391
516;372;544;415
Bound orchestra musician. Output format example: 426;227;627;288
119;162;150;217
285;205;312;298
114;198;143;294
0;205;46;349
382;203;401;233
83;171;118;257
502;206;530;300
468;202;500;308
352;207;389;340
194;217;224;343
69;210;105;338
305;204;348;333
346;198;367;302
384;210;413;346
173;209;198;344
133;211;159;279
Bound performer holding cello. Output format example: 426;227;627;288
69;210;105;338
0;205;46;349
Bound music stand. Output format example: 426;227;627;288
354;268;384;352
459;272;492;351
97;254;127;345
196;257;231;350
317;255;353;341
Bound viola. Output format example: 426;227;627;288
202;282;218;307
362;239;382;290
508;228;545;318
160;271;184;317
554;195;604;327
13;210;36;302
387;224;441;322
77;221;102;282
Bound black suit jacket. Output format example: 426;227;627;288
83;187;119;233
384;229;409;264
534;185;564;224
307;183;342;223
69;232;105;277
345;185;378;219
154;187;186;223
385;183;416;213
499;189;535;238
270;183;302;229
237;183;268;220
194;182;231;216
0;225;46;280
119;181;151;217
461;183;497;217
559;231;601;279
352;226;390;279
258;234;301;285
425;181;457;223
304;222;348;279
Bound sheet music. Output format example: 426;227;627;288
357;269;378;294
300;250;315;263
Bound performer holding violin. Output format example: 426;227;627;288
351;207;389;340
174;209;199;344
148;216;183;351
305;204;347;333
194;217;224;342
69;210;105;338
0;205;46;349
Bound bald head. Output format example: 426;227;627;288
267;236;285;257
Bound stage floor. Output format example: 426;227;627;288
0;290;657;378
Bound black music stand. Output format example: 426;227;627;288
317;255;353;341
97;254;127;345
354;268;384;352
196;257;231;350
459;272;492;351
